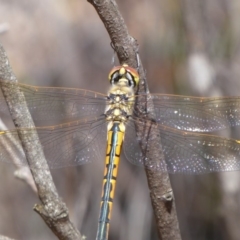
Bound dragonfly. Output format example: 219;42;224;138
1;64;240;240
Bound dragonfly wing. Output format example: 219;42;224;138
123;119;168;171
159;125;240;174
137;94;240;132
0;81;107;126
0;117;107;169
123;119;144;166
124;119;240;174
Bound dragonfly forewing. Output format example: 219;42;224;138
0;81;107;126
144;94;240;132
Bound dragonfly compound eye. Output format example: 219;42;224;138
125;72;135;87
109;64;140;87
109;71;121;85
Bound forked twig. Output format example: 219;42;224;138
0;45;82;240
87;0;181;239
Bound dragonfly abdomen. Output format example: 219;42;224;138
96;122;125;240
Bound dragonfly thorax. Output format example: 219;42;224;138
105;85;135;123
105;64;139;124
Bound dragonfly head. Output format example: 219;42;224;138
108;64;139;88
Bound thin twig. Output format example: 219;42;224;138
87;0;181;239
0;44;82;240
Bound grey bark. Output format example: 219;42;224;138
0;45;82;240
88;0;181;239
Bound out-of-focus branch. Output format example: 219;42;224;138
181;0;216;96
0;44;82;240
87;1;181;239
181;1;240;239
0;119;37;192
0;23;9;35
0;235;16;240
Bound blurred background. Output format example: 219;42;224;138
0;0;240;239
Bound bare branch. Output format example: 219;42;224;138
87;0;138;68
0;44;82;240
88;0;181;239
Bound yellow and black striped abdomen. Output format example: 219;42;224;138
96;122;125;240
